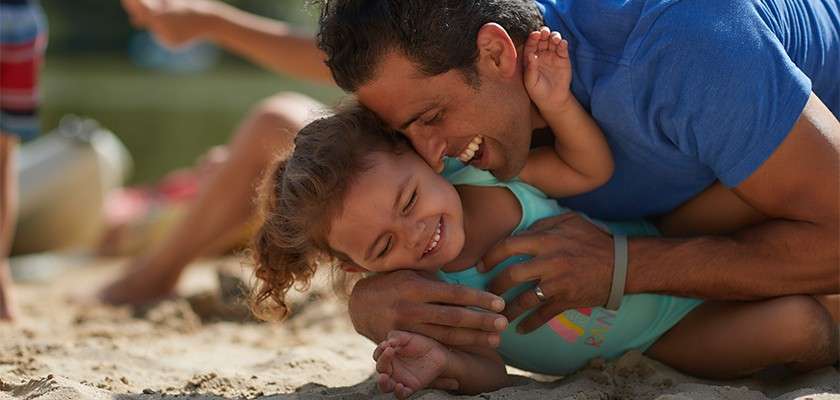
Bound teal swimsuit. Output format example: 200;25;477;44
437;159;702;375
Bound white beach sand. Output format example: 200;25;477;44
1;257;838;400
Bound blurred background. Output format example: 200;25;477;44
7;0;344;257
39;0;341;185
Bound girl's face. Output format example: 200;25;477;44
326;150;465;273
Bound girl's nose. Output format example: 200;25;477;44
405;219;427;249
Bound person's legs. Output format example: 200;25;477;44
0;0;46;321
646;296;838;379
0;133;19;320
99;92;326;304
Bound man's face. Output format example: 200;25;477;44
357;51;536;180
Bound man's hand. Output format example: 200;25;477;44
121;0;217;50
480;213;614;333
348;270;508;347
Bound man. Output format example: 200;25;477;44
107;0;839;355
315;0;840;348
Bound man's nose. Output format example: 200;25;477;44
407;128;446;172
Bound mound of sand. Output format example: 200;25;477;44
1;257;838;400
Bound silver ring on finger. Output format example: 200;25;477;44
533;285;547;302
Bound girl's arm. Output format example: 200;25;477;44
519;28;613;197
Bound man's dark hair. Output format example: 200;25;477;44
316;0;543;92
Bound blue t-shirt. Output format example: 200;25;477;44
535;0;840;220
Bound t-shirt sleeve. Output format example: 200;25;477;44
627;0;811;187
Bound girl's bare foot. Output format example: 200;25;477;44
373;330;450;399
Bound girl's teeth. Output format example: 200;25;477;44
425;221;443;254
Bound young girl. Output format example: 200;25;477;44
249;31;838;399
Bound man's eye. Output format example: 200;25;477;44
402;190;417;214
424;112;442;125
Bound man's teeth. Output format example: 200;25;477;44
424;221;443;254
458;136;483;163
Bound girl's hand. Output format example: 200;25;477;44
523;27;573;110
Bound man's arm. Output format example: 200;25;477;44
484;93;839;332
630;93;839;298
348;270;508;347
122;0;333;84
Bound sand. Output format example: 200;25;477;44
1;256;838;400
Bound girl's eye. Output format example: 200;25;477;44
402;190;417;214
378;236;392;259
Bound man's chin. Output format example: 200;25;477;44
488;165;520;181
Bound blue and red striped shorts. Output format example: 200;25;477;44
1;0;47;141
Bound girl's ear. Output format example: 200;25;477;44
339;262;366;273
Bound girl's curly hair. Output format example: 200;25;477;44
249;102;409;321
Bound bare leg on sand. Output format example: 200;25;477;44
647;295;839;379
99;93;325;305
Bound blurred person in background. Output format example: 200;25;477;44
99;0;332;304
0;0;48;321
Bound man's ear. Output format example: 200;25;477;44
339;262;366;273
476;23;519;78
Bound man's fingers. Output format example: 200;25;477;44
482;235;543;272
417;303;507;333
424;281;505;312
487;259;546;295
413;323;501;348
429;377;460;391
524;212;578;234
518;302;569;334
501;287;544;322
